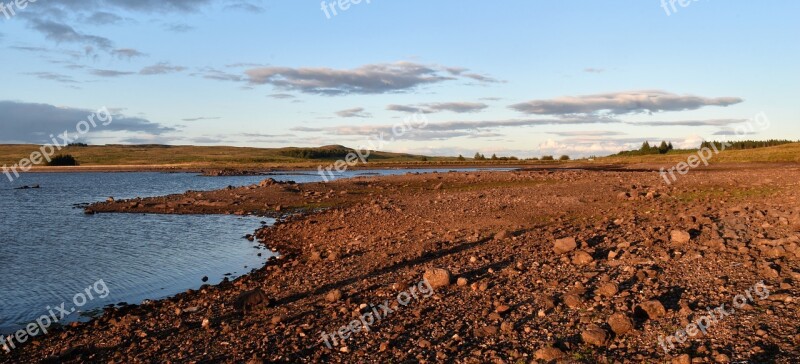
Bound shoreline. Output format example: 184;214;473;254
3;167;799;363
14;161;800;175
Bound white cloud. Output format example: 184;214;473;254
510;90;743;115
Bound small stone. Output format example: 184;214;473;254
671;354;691;364
638;300;667;319
563;294;583;309
571;250;594;265
494;230;509;240
247;356;264;364
714;354;730;363
608;312;634;335
423;268;453;288
671;230;691;245
457;277;469;286
553;237;578;254
596;282;619;297
534;347;565;361
581;327;609;346
326;289;343;302
475;325;499;337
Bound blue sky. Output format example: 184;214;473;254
0;0;797;157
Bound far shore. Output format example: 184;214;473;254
15;161;800;175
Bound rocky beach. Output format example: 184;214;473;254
3;167;799;363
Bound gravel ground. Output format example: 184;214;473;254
4;168;799;363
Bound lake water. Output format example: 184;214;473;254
0;168;505;334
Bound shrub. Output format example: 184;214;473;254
279;147;352;159
541;155;555;161
47;154;79;166
559;155;570;161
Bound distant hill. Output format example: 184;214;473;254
0;144;440;169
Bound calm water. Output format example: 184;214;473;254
0;168;505;334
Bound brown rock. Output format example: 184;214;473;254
670;230;691;245
607;312;634;335
326;289;343;302
638;300;667;319
553;237;577;254
596;282;619;297
235;288;271;315
247;356;264;364
571;250;594;265
581;327;609;346
457;277;468;286
671;354;691;364
423;268;453;288
563;294;583;309
534;347;565;361
474;325;499;337
258;178;276;187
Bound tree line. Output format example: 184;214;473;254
700;140;796;150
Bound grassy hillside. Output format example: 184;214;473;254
0;144;450;168
3;142;800;170
598;142;800;164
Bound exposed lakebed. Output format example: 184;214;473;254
0;168;504;334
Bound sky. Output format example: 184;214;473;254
0;0;798;158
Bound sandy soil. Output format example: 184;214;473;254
3;167;800;363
